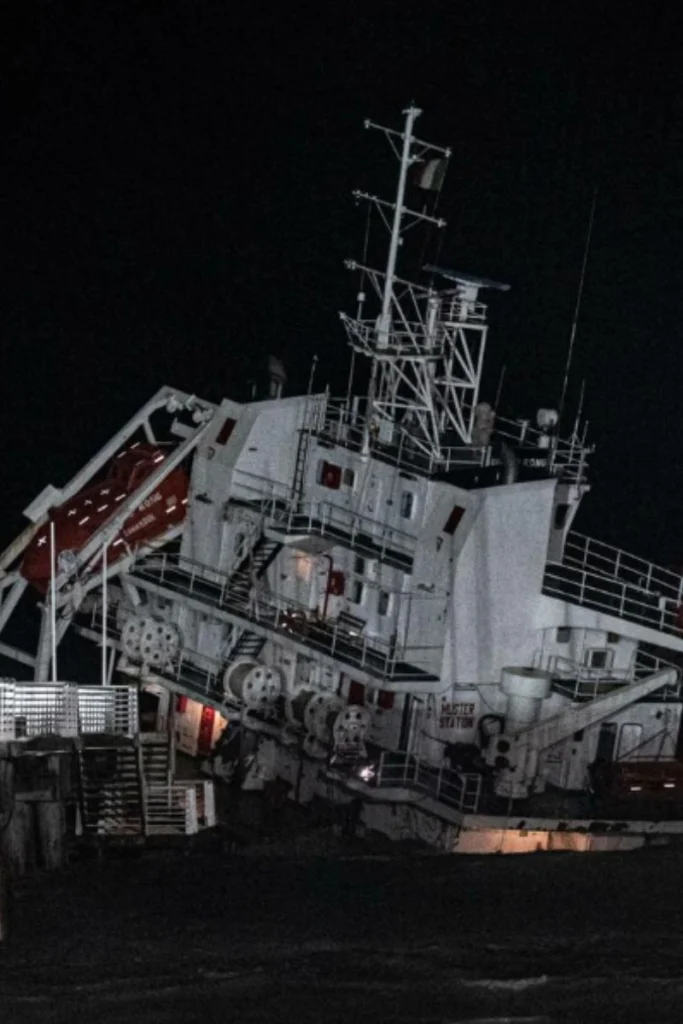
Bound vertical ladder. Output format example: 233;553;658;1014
290;397;321;510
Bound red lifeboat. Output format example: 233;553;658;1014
22;443;189;591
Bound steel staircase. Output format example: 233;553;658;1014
224;534;282;663
141;731;173;789
77;739;144;837
76;731;209;838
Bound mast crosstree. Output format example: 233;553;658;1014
340;104;508;464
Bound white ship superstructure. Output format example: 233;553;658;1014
2;107;683;853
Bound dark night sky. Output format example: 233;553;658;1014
1;1;682;563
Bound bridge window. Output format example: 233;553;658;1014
342;467;356;489
352;580;365;605
556;627;571;644
378;590;391;616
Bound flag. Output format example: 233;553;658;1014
410;157;447;191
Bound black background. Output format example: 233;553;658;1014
1;1;681;563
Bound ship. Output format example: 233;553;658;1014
2;105;683;855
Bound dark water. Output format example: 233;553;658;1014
2;839;683;1023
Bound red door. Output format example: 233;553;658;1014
197;705;216;757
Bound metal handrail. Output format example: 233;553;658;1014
0;680;139;741
562;531;683;603
543;562;683;639
319;397;590;481
373;750;481;814
271;498;418;565
130;551;443;678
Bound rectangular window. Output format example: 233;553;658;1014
215;417;237;445
554;503;570;529
352;580;365;605
342;467;356;488
443;504;466;535
378;590;391;616
318;460;341;489
348;680;365;706
400;491;415;519
354;555;366;576
607;632;620;644
327;570;345;596
587;648;612;670
556;627;571;644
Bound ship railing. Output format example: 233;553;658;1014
229;468;292;510
229;467;418;565
145;780;215;836
493;415;590;482
320;399;590;481
373;750;482;814
271;498;417;565
83;605;230;709
343;299;489;347
534;647;681;703
343;317;448;356
77;684;139;736
0;680;139;742
130;551;443;680
442;294;488;323
561;531;683;604
321;399;489;475
543;561;683;640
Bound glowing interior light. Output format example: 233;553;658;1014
67;508;78;517
84;499;93;506
166;506;177;514
153;454;165;463
131;442;140;449
115;493;125;502
78;516;90;526
113;538;124;547
100;488;110;495
181;498;188;504
664;782;676;789
630;784;642;791
97;505;108;513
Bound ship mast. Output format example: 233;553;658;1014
341;105;507;467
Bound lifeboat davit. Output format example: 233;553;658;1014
22;443;188;591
